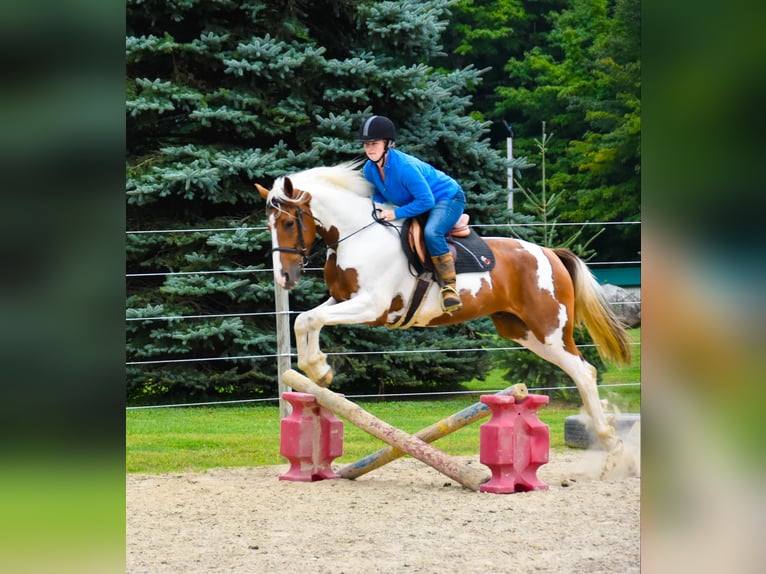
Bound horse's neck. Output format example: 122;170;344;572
311;191;373;234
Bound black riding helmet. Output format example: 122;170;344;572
357;115;396;142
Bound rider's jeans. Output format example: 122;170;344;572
424;189;466;257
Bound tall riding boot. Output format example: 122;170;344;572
431;253;462;313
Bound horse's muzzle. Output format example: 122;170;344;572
276;266;301;290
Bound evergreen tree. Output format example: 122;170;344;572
495;0;640;261
498;121;607;399
126;0;508;404
438;0;568;143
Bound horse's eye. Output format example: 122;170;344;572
283;220;295;230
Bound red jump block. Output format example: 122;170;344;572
479;393;550;494
279;391;344;482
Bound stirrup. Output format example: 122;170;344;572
440;286;462;314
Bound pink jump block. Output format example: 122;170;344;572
279;391;344;482
479;393;550;494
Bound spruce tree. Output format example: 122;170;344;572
495;0;640;261
126;0;510;404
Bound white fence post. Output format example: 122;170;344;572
275;283;292;418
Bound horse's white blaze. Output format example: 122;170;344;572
267;212;288;288
519;241;555;294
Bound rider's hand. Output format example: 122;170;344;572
380;209;396;222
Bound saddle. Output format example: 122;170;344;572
401;213;495;275
386;214;495;329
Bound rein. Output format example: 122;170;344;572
270;198;400;267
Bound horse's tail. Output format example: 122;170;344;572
553;248;632;366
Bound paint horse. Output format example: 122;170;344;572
256;162;632;465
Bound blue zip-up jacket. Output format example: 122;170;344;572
363;149;461;219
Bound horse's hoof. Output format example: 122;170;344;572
316;367;333;388
599;439;635;480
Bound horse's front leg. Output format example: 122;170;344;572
293;298;336;386
293;295;383;387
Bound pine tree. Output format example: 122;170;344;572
437;0;568;143
495;0;640;261
500;121;607;399
126;0;509;404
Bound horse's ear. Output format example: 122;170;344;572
275;177;310;204
283;177;296;199
255;183;270;200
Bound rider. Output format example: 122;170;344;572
358;115;466;314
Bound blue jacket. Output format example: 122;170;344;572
363;149;461;219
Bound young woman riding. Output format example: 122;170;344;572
357;115;466;313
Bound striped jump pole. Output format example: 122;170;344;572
338;383;528;480
281;369;488;491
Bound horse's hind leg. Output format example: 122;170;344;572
516;336;635;478
517;335;621;452
493;317;622;459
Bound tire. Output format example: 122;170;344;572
564;415;594;448
564;413;640;449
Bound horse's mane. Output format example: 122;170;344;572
275;160;373;200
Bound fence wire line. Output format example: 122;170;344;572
126;268;272;278
126;311;279;322
125;381;641;410
126;260;641;279
126;341;639;366
126;220;641;235
126;220;640;277
127;298;639;323
127;226;267;235
476;221;641;228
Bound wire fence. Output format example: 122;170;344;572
126;221;640;235
126;219;641;409
125;381;640;410
126;342;632;366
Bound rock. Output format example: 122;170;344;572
601;283;641;327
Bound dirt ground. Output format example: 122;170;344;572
126;444;640;574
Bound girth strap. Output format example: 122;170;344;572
386;274;432;329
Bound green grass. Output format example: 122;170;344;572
126;327;640;474
126;400;578;474
601;327;641;411
126;406;281;473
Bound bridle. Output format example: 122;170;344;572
268;196;399;268
268;197;318;267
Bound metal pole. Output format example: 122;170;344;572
274;283;292;418
507;136;514;212
504;121;515;212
